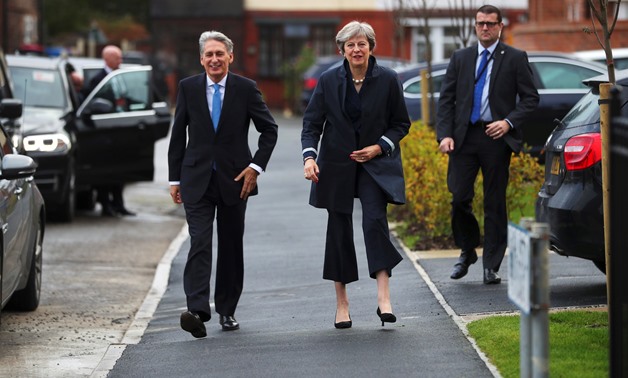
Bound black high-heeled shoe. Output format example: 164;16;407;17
335;312;352;329
377;307;396;326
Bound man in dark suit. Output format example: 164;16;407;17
436;5;539;284
168;31;278;338
82;45;135;217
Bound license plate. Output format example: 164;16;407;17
550;156;560;175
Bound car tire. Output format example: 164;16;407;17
76;188;96;211
592;259;607;274
6;214;43;311
51;167;75;222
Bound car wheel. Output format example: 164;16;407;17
76;188;96;211
6;214;43;311
51;167;75;222
592;259;607;274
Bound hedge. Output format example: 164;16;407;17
390;121;545;251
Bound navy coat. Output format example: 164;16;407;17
301;57;411;213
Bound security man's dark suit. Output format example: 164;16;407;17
436;42;539;271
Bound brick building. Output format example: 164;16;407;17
513;0;628;52
0;0;41;54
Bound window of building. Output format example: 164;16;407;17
258;23;337;78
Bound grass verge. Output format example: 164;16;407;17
467;310;608;377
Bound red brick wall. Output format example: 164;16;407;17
513;21;628;52
515;0;628;52
244;10;404;109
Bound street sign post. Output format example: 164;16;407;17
508;220;550;378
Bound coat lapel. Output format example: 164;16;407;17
218;74;238;132
195;74;213;133
489;43;506;94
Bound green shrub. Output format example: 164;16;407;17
391;121;544;250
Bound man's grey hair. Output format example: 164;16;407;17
199;31;234;55
335;21;376;53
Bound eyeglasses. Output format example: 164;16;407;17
475;21;500;28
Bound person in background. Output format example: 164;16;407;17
83;45;136;217
436;4;539;284
168;30;278;338
302;21;410;329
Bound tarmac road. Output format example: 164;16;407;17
99;114;606;378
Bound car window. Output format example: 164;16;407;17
0;59;10;101
404;72;445;95
92;70;150;113
531;62;600;90
9;67;66;108
0;123;13;156
561;91;600;126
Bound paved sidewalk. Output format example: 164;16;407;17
98;113;606;377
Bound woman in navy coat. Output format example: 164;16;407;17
301;21;410;329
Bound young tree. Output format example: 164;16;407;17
584;0;623;83
448;0;477;48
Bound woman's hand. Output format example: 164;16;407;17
350;144;382;163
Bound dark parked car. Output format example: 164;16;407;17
536;70;628;272
396;52;607;158
0;50;45;314
7;54;171;221
300;55;411;110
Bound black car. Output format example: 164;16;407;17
300;55;410;111
535;69;628;272
7;55;171;222
0;49;45;314
396;52;607;158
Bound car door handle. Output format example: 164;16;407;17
15;186;23;195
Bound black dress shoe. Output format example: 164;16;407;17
114;206;136;216
180;311;207;338
219;315;239;331
334;312;352;329
101;205;119;217
376;307;396;326
450;249;478;279
483;269;502;284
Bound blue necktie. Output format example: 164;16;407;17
212;83;221;131
470;50;489;124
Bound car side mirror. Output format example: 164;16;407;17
0;154;37;180
0;98;23;119
84;98;115;116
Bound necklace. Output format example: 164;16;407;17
352;77;365;84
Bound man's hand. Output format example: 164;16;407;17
235;167;259;200
170;185;182;204
438;137;454;154
304;158;320;183
486;120;509;139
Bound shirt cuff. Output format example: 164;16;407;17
249;163;263;174
169;181;180;186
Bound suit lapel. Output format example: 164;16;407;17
219;74;238;133
489;43;507;94
195;74;213;133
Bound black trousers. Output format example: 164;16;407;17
183;175;247;320
323;167;403;284
447;124;512;271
